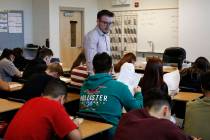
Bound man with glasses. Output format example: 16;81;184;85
84;9;114;74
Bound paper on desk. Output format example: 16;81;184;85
9;83;22;88
117;63;143;95
163;70;180;96
60;76;71;83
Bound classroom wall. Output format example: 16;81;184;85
49;0;98;57
179;0;210;61
0;0;33;46
98;0;178;11
32;0;49;47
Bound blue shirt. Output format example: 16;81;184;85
84;26;111;73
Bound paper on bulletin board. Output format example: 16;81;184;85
8;16;22;26
8;12;23;33
9;26;22;33
0;23;8;32
0;13;7;23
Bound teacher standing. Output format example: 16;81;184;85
84;9;114;73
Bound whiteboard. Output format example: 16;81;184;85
137;9;178;53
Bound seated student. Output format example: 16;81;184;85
79;52;143;139
0;49;22;82
184;71;210;140
114;88;199;140
114;52;136;73
20;63;64;101
13;48;29;71
70;51;88;88
4;79;81;140
139;57;168;98
23;48;53;79
180;57;210;92
0;79;9;91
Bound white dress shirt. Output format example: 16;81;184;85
84;26;111;73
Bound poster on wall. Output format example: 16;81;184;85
8;12;22;33
0;13;7;23
0;13;8;32
0;23;8;32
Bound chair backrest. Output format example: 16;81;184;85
163;47;186;69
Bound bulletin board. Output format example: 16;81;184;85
0;10;24;49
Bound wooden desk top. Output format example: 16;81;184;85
8;82;23;92
65;93;80;103
0;98;23;113
173;92;203;102
79;119;113;139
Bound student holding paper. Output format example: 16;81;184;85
79;52;143;139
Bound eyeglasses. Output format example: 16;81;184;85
99;20;114;26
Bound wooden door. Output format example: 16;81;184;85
59;10;83;69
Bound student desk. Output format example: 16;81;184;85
135;65;178;73
65;93;80;103
172;92;203;119
8;82;23;92
173;92;203;102
79;119;113;139
0;98;23;113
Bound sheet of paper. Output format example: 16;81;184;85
60;76;71;83
0;13;7;23
117;63;143;95
163;70;180;95
9;83;23;89
9;26;22;33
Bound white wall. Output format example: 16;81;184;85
98;0;178;11
179;0;210;61
0;0;33;46
32;0;49;46
49;0;98;58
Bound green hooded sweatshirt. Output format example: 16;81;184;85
80;73;143;126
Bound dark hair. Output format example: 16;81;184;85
140;57;165;94
144;88;172;110
13;48;23;58
43;79;67;98
71;51;86;71
114;52;136;73
193;57;210;72
38;48;53;59
0;49;14;60
97;10;114;20
201;71;210;92
93;52;112;73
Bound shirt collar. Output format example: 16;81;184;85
95;26;107;36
